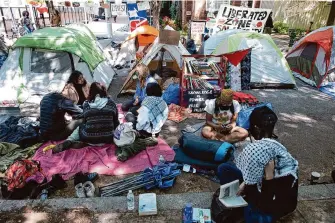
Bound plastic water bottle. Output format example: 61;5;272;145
127;190;134;211
183;203;193;223
158;155;165;165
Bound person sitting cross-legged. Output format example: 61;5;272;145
202;89;248;144
53;82;119;153
117;83;168;161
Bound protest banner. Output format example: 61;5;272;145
111;3;127;16
215;4;271;33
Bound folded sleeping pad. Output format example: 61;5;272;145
177;132;234;164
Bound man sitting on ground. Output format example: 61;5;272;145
202;89;248;144
40;92;83;141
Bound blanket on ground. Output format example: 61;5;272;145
0;143;42;173
32;138;175;181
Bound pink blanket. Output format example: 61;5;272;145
32;104;175;181
33;138;175;181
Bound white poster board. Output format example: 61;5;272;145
137;1;150;11
190;21;206;46
111;4;127;16
215;4;271;33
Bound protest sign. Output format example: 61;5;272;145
111;4;127;16
184;89;215;113
216;4;271;33
190;21;206;46
137;1;150;11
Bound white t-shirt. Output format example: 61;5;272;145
204;99;241;125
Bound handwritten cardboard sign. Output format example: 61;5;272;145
137;1;150;11
215;4;271;33
159;30;180;46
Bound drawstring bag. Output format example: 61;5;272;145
113;122;137;147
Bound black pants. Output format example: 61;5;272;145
44;119;83;141
121;99;141;114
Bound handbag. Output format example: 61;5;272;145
237;102;273;130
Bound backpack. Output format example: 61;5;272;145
4;160;40;191
211;188;244;223
249;106;278;140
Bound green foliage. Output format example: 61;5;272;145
169;2;177;20
273;21;289;34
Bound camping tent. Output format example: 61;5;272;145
125;25;159;47
118;31;191;95
0;26;116;116
286;26;335;93
204;30;296;88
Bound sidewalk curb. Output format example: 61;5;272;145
0;184;334;213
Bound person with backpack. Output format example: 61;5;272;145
202;89;248;144
214;137;299;222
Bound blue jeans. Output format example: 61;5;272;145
217;162;243;185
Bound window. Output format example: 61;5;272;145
30;49;72;73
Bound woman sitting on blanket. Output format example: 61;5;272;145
54;82;119;153
202;89;248;144
217;134;299;222
117;83;168;162
121;64;157;113
62;70;90;105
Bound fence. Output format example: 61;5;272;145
0;6;93;38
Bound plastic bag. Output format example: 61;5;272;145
162;83;180;105
237;103;273;130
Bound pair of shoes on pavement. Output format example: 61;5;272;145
75;181;95;198
74;172;98;198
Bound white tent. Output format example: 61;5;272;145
0;26;116;116
204;30;296;88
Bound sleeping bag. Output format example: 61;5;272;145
177;132;234;164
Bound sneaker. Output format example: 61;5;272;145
75;183;86;198
83;181;95;198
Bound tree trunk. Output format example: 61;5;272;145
327;0;335;26
151;0;162;30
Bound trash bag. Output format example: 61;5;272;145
162;83;180;105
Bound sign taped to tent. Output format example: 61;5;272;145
184;89;215;113
216;4;271;33
111;4;127;16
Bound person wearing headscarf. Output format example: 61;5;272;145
202;89;248;143
117;82;168;161
217;136;299;222
121;64;157;113
62;70;90;105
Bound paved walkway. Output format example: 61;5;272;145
1;184;335;222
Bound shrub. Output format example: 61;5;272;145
273;21;289;34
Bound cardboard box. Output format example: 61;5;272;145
159;30;180;46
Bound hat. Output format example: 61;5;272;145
218;89;234;104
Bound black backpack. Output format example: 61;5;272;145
249;106;278;140
211;188;244;223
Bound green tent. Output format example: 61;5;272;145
13;26;105;71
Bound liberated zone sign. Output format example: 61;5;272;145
216;4;271;33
